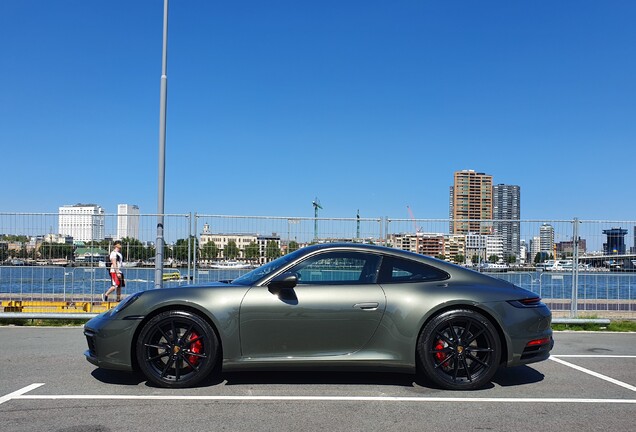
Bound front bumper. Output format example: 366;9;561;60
83;312;143;371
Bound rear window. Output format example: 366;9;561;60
378;256;449;284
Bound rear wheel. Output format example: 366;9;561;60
418;309;501;390
136;310;218;388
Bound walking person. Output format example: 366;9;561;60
102;240;125;302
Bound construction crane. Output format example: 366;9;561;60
407;205;421;254
312;198;322;240
406;205;421;233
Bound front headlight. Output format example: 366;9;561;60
110;291;143;316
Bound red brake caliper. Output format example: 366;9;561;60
187;331;203;366
434;340;447;363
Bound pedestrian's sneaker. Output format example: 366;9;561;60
101;293;107;302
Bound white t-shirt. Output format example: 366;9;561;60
110;250;123;273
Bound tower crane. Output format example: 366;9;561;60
407;205;422;254
312;198;322;240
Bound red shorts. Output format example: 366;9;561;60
110;272;124;287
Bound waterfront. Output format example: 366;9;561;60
1;266;634;317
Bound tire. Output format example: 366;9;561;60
417;309;501;390
136;310;218;388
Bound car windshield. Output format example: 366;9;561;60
231;248;305;286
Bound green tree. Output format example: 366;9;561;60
488;255;499;263
288;240;300;253
244;242;259;261
471;254;480;264
266;241;281;260
506;255;517;264
120;237;144;261
454;254;465;264
39;242;74;259
144;244;156;261
224;240;239;260
201;241;218;260
174;236;199;261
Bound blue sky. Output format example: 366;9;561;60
1;0;635;221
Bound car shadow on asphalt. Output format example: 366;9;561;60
220;371;436;388
90;366;544;389
492;365;545;387
90;368;146;386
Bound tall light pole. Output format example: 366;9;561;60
155;0;169;289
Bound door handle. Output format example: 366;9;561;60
353;302;379;310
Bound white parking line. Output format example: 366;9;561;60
550;357;636;392
0;383;44;405
552;355;636;359
12;394;636;404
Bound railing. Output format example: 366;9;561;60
1;212;635;319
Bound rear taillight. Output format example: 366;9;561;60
507;297;543;308
526;337;551;347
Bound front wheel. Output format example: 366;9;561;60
418;309;501;390
136;310;218;388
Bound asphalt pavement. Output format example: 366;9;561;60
0;327;634;432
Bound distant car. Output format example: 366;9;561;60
84;243;553;390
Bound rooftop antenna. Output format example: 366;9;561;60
312;198;322;240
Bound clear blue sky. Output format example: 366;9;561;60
1;0;635;221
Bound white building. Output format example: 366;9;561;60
58;204;105;243
199;223;281;263
117;204;140;240
530;236;541;261
486;235;504;260
540;224;555;254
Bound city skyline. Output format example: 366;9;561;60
1;1;635;221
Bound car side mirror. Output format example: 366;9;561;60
268;272;298;294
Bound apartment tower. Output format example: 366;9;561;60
493;184;521;260
449;170;493;235
117;204;140;240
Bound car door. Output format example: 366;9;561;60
239;251;386;358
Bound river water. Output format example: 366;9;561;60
0;265;634;303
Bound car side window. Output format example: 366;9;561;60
289;251;381;285
378;256;449;284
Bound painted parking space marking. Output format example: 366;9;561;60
550;356;636;392
0;383;44;406
3;383;636;405
13;394;636;404
552;355;636;359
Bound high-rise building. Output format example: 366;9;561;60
58;204;105;242
493;184;521;260
603;227;627;255
540;224;554;255
449;170;493;235
117;204;140;240
530;236;541;262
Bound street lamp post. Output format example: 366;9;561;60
155;0;169;289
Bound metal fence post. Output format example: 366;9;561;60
192;213;197;284
571;217;580;318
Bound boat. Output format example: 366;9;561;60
480;262;509;272
209;261;254;269
537;259;589;271
162;271;181;281
98;261;140;268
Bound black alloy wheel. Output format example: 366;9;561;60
136;310;218;388
418;309;501;390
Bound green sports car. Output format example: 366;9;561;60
84;243;553;390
